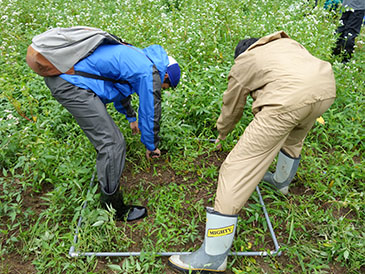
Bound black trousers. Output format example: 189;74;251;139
333;9;365;59
44;76;126;195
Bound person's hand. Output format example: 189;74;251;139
146;148;161;159
215;135;225;150
130;121;140;135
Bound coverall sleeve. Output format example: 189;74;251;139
216;75;249;139
114;95;137;123
136;68;161;151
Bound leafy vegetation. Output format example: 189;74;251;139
0;0;364;273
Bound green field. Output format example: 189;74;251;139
0;0;364;273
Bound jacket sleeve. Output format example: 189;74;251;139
114;95;137;123
216;74;249;139
137;66;162;151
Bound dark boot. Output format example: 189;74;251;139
100;189;147;222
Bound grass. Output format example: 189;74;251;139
0;0;364;273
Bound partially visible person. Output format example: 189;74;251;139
44;42;181;222
168;31;336;273
333;0;365;62
324;0;341;10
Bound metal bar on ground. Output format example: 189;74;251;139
69;173;281;258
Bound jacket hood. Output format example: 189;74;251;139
247;31;290;52
142;45;169;81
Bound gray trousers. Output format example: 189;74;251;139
44;76;125;195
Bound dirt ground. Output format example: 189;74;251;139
1;151;351;274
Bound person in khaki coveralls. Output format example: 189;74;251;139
169;31;336;273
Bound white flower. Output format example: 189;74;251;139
6;114;14;120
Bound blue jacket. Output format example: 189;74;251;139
60;44;169;151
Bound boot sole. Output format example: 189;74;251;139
168;259;225;274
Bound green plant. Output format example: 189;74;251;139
0;0;363;273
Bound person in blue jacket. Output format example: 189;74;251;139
44;43;181;222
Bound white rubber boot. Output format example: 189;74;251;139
168;207;237;273
263;150;300;195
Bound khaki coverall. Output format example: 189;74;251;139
214;31;336;215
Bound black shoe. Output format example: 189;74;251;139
118;205;147;222
100;190;148;222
